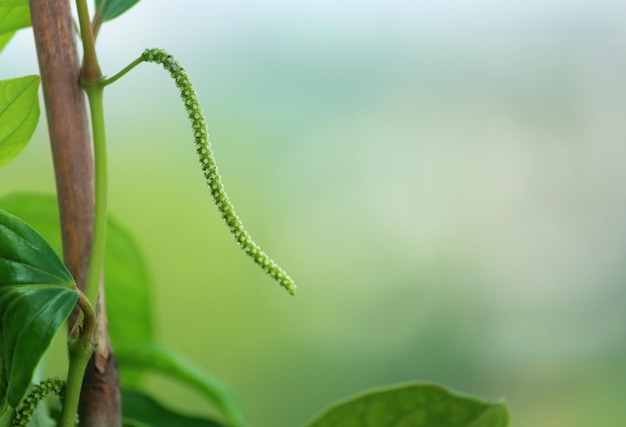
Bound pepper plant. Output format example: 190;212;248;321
0;1;512;426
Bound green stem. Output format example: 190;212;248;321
83;84;108;306
59;290;97;426
59;338;94;427
62;95;105;426
63;4;107;425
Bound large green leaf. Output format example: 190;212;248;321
116;343;245;427
106;217;154;387
95;0;141;22
0;210;78;413
0;75;40;167
0;356;7;424
105;218;153;350
0;192;154;351
306;383;510;427
0;288;77;408
0;0;30;34
122;389;225;427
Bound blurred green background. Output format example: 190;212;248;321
2;1;626;426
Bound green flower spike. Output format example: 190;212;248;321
141;48;296;295
11;378;66;427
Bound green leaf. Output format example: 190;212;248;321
0;192;155;387
105;218;154;349
0;0;31;34
116;343;245;427
0;209;73;287
0;193;62;255
0;356;8;425
0;75;40;167
0;192;154;350
306;383;511;427
95;0;141;22
106;217;154;387
0;210;78;413
122;389;225;427
0;32;14;53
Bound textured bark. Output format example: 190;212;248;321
29;1;121;425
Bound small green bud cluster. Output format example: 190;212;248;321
140;48;296;295
12;378;65;427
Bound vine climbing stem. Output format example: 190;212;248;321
29;0;121;425
82;82;108;307
60;289;97;427
73;0;108;312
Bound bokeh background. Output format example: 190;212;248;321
2;1;626;426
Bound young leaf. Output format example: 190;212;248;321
306;383;511;427
0;75;40;167
95;0;141;22
0;210;78;412
0;0;31;34
116;343;245;427
122;389;225;427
